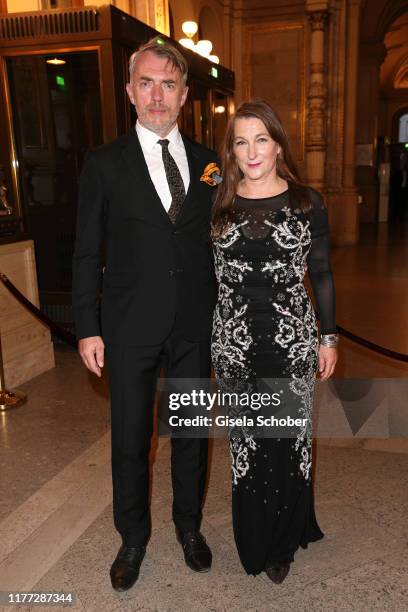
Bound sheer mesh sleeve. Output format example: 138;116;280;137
306;189;337;334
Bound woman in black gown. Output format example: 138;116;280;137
211;100;338;583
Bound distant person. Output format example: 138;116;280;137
391;155;408;222
397;158;408;222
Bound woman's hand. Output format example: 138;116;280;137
317;345;337;380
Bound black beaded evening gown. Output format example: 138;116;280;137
211;187;336;575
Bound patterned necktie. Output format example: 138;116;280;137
158;139;186;223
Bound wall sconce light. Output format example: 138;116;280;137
214;105;226;114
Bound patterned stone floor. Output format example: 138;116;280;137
1;220;407;611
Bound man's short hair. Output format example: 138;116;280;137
128;36;188;84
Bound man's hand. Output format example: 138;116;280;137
317;345;337;380
78;336;105;377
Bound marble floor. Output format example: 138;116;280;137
1;221;408;612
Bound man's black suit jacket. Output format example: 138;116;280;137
72;129;217;346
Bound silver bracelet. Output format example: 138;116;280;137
320;333;339;347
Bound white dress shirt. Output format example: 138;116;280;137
136;120;190;212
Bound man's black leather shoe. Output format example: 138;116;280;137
176;530;212;572
110;544;146;591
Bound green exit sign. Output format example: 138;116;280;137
210;66;218;78
56;75;65;87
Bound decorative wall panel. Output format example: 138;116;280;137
244;23;305;162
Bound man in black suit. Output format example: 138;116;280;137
72;37;217;591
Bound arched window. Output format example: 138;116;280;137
399;113;408;142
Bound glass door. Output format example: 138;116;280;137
212;90;229;154
5;50;103;327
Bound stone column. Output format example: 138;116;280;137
331;0;360;244
150;0;169;36
343;0;361;191
222;0;233;69
312;0;361;246
231;0;244;105
355;40;386;223
306;10;329;191
128;0;169;34
129;0;149;23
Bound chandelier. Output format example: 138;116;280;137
179;21;219;64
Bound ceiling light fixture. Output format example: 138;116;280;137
181;21;198;38
179;38;195;50
195;40;213;57
179;20;220;64
46;58;66;65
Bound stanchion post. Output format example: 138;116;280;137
0;326;26;411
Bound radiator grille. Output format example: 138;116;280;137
0;9;100;40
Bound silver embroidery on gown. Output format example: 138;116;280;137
211;189;335;574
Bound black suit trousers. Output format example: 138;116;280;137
106;326;211;547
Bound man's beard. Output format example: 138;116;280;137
140;106;178;137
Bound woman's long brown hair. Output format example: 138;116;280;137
212;100;312;237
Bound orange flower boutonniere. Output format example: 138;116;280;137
200;162;223;186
